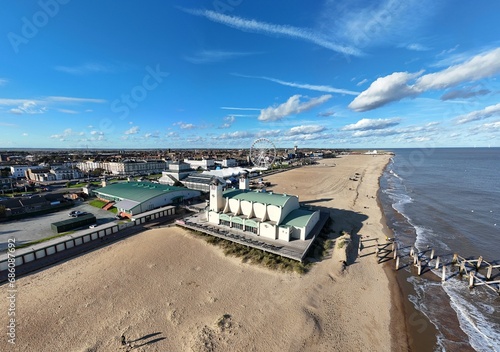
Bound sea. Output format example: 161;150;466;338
379;148;500;352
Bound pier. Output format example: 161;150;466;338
365;238;500;295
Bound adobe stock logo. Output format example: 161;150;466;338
7;0;71;54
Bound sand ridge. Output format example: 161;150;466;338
0;154;401;352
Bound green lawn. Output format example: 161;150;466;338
88;199;118;214
89;199;107;208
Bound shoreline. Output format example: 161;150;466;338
0;155;409;351
376;161;439;351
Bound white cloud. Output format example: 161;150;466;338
221;107;261;111
124;126;140;135
455;103;500;124
145;132;160;139
216;131;254;140
342;118;401;131
348;72;420;112
322;0;437;49
22;133;28;136
57;109;79;114
0;79;8;86
416;47;500;90
9;101;47;115
182;8;361;56
90;130;104;136
184;50;258;64
173;121;196;129
259;94;332;122
50;128;74;140
287;125;326;135
234;74;359;95
219;115;235;129
356;79;368;86
46;96;107;104
349;47;500;111
54;63;112;75
405;43;430;51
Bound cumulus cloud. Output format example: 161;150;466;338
287;125;326;135
124;126;140;135
416;48;500;90
342;118;401;131
348;72;420;112
455;103;500;124
259;94;332;122
0;78;8;86
173;122;195;129
217;131;254;140
349;47;500;111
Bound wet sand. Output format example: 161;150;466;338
0;154;422;351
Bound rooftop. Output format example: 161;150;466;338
223;189;296;207
281;208;317;228
94;182;187;203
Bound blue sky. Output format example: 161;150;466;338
1;0;500;149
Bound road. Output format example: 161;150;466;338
0;200;117;251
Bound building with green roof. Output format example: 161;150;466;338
93;182;201;216
207;176;319;241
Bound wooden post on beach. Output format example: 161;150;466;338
442;265;446;282
469;271;475;289
435;256;440;269
393;249;397;260
395;256;400;270
476;256;483;269
417;261;422;276
410;246;415;258
452;253;458;265
413;255;418;265
459;261;466;274
430;249;435;260
487;265;493;280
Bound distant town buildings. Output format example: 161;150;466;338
76;160;167;175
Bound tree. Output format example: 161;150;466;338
0;167;10;177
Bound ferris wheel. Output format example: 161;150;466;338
250;138;276;168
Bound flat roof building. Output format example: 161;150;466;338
93;181;201;216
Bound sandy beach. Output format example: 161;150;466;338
0;154;407;352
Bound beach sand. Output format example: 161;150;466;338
0;154;410;351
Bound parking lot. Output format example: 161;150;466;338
0;200;118;251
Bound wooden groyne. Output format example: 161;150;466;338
366;238;500;295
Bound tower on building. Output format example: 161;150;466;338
209;177;224;212
239;172;249;190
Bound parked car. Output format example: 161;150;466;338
89;224;97;228
70;211;87;217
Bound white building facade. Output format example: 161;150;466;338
207;176;319;242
